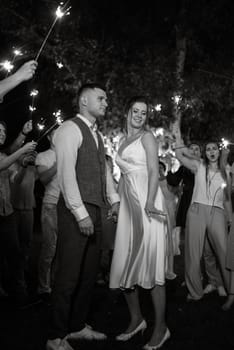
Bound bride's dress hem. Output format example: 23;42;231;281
109;280;165;290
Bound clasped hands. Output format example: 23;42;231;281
79;202;120;236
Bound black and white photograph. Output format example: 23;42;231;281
1;1;234;349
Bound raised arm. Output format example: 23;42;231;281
0;141;37;172
173;124;199;173
8;120;33;153
0;60;37;102
175;146;200;173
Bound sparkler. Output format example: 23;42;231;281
172;95;182;105
36;110;64;143
37;123;45;131
155;127;164;137
56;62;64;69
12;47;24;65
37;118;46;132
53;109;63;125
1;48;25;78
220;138;234;149
36;118;46;143
0;60;14;73
13;49;23;57
29;89;39;118
30;89;39;97
155;104;162;112
35;1;71;62
221;138;229;149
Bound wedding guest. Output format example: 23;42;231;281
36;128;60;301
0;120;36;304
174;129;233;304
11;151;37;297
159;161;178;280
166;142;201;253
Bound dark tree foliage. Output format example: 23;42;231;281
0;0;234;142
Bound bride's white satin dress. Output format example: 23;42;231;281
110;135;168;289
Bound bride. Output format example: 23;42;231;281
110;96;170;350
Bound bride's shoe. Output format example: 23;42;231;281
143;328;171;350
116;319;147;341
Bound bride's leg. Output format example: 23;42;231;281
123;287;144;333
148;284;168;346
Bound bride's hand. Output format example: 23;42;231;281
144;204;166;221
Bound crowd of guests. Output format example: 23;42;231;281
1;64;234;350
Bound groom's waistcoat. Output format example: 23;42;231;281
71;117;107;207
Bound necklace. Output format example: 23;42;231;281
208;169;218;188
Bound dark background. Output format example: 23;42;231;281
1;0;234;143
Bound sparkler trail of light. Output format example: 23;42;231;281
35;1;71;62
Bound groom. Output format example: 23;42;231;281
46;83;120;350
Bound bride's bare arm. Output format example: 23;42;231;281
142;132;165;218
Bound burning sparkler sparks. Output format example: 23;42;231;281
155;127;164;137
13;49;23;57
53;109;64;125
29;89;39;118
221;138;229;149
0;60;14;73
29;105;37;112
30;89;39;97
155;104;162;112
56;62;64;69
37;110;64;143
173;95;181;105
37;120;46;131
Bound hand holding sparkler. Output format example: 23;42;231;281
14;60;37;82
21;140;37;154
0;60;38;102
